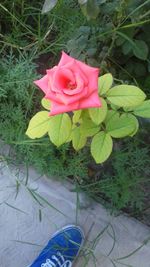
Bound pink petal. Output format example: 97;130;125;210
58;53;99;95
79;91;101;109
49;91;101;116
45;92;63;104
63;85;83;95
77;63;99;94
76;60;99;78
58;52;90;86
35;52;101;116
63;73;84;95
58;51;74;67
46;66;57;75
52;66;75;92
64;59;88;86
34;75;49;94
56;86;88;105
50;100;79;116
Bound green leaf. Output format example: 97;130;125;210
91;131;113;163
125;114;139;137
133;100;150;118
89;98;107;125
117;32;149;60
80;118;100;137
133;40;149;60
41;98;51;111
104;110;119;125
107;85;146;107
42;0;58;14
73;110;82;124
123;106;136;112
86;0;100;19
87;48;97;56
106;113;138;138
110;103;119;110
65;124;76;143
134;63;146;77
78;0;87;4
80;0;100;20
72;127;87;151
122;41;132;55
48;114;72;147
98;73;113;95
80;3;89;18
26;111;50;139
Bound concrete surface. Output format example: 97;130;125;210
0;161;150;267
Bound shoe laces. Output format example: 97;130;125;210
41;251;72;267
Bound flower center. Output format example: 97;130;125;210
67;82;76;90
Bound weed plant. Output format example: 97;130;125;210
0;52;39;142
0;0;84;56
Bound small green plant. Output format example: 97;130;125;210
26;66;150;164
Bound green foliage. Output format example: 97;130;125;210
81;137;150;212
1;0;150;89
42;0;100;19
65;0;150;92
133;40;149;60
0;0;84;56
80;0;100;20
15;143;89;180
0;53;37;102
0;53;39;142
42;0;58;14
102;143;150;210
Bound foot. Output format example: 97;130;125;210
29;225;84;267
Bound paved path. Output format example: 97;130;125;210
0;162;150;267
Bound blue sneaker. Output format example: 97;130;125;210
29;225;84;267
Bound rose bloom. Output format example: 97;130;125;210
34;51;101;115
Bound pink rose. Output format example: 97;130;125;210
34;51;101;115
